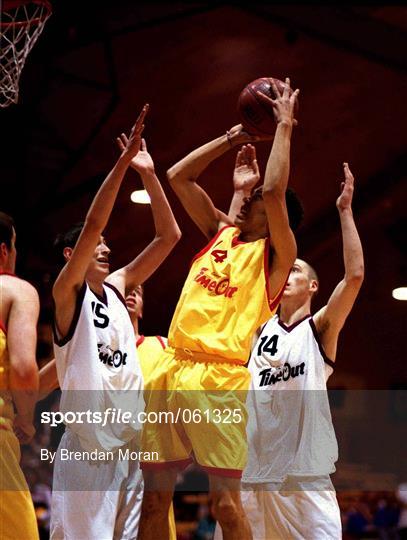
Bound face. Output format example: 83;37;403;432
283;259;316;301
125;285;143;318
74;236;110;284
0;227;17;273
234;190;268;237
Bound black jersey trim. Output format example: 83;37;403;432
89;285;108;306
277;314;312;332
53;281;87;347
309;318;335;370
104;282;127;309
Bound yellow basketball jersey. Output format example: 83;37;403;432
0;321;14;429
168;226;285;363
136;335;167;384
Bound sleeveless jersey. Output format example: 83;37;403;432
0;273;21;426
243;314;338;483
136;335;167;384
168;226;284;363
53;281;144;453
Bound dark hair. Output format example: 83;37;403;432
53;222;84;265
251;187;304;231
285;188;304;232
0;211;15;249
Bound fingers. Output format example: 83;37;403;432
235;148;244;168
141;138;147;152
343;162;354;182
135;103;149;130
269;78;281;100
256;91;276;108
283;77;291;99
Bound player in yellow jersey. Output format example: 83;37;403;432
137;78;301;540
125;284;177;540
0;211;40;540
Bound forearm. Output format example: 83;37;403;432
10;365;39;420
85;155;130;230
339;208;364;282
141;171;181;241
263;121;292;195
228;188;250;221
167;132;232;183
38;359;59;401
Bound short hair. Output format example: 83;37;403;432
0;212;15;249
251;187;304;231
302;260;319;298
53;222;84;265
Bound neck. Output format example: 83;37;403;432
279;298;311;326
87;278;104;296
131;317;140;341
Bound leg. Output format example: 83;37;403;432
209;475;252;540
137;468;177;540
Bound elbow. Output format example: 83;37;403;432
166;167;180;185
346;266;364;287
262;186;285;201
159;226;182;247
10;361;39;390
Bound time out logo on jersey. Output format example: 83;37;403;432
259;361;305;387
98;343;128;368
194;267;238;298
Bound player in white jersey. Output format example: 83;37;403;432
216;162;364;540
50;105;181;540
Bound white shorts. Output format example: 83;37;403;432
215;476;341;540
50;429;143;540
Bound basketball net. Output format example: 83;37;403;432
0;0;51;108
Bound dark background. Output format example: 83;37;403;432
1;1;406;389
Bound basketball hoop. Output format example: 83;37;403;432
0;0;52;107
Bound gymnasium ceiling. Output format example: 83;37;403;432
2;2;406;387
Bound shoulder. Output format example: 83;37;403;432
1;274;39;302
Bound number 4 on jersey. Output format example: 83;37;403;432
257;334;279;356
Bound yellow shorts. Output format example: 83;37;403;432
0;425;39;540
141;347;250;478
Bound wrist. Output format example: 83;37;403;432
338;206;353;215
276;119;293;130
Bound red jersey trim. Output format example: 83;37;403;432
140;457;192;470
200;464;242;479
190;225;233;267
156;336;166;350
136;335;145;347
0;320;6;335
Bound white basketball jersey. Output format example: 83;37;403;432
243;314;338;484
53;282;144;453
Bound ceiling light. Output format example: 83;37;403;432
130;190;151;204
392;287;407;301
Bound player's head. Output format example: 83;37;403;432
234;188;303;237
0;211;17;273
283;258;319;303
125;284;144;321
54;222;111;282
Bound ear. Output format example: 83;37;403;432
309;279;318;295
63;246;73;262
0;242;8;259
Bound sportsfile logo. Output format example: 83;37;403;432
194;267;238;298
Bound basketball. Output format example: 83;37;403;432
237;77;295;136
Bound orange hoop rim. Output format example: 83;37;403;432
0;0;52;29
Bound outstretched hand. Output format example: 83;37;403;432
256;77;299;127
117;135;154;175
336;162;355;211
117;103;149;163
233;144;260;192
227;124;274;146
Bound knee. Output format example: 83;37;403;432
212;494;242;527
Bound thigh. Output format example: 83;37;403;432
180;362;250;476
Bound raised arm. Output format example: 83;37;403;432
53;105;148;338
228;144;260;221
257;78;299;297
107;137;181;296
8;280;39;444
313;163;364;361
167;125;259;239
